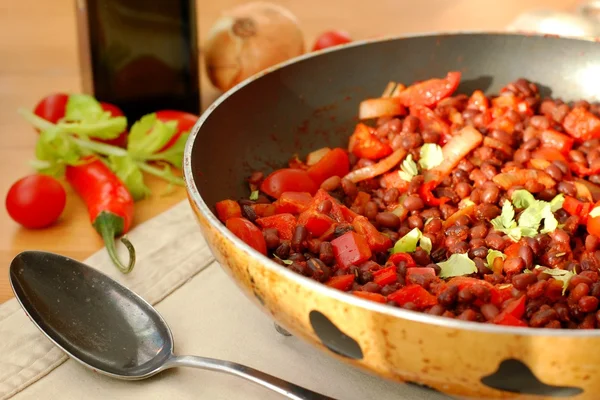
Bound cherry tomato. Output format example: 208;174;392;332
587;201;600;236
6;174;67;229
260;168;318;199
307;148;349;186
155;110;198;151
225;217;267;255
33;93;69;125
312;30;352;51
348;123;392;160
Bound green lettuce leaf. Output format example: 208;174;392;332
512;189;536;209
108;155;151;201
145;132;189;168
33;126;83;176
549;194;565;212
419;235;432;255
438;253;477;279
398;154;419;182
419;143;443;170
127;113;178;158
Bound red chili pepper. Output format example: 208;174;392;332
418;180;449;206
388;252;416;267
65;156;135;273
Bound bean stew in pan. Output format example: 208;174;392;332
215;72;600;329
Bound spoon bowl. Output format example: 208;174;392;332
9;251;333;399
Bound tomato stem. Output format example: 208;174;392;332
93;211;136;274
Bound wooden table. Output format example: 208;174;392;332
0;0;581;304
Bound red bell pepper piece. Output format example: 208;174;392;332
352;291;386;303
215;200;242;223
373;266;398;286
275;192;313;214
331;231;372;269
467;89;489;113
307;148;350;186
226;217;267;255
406;267;436;279
531;148;567;162
380;171;410;192
563;196;592;224
418;180;449;206
504;242;521;258
250;203;276;218
563;106;600;142
388;252;416;267
387;285;438;308
503;295;526;319
256;213;296;241
348;123;393;160
493;313;527;327
298;210;335;236
339;204;359;223
539;130;574;154
492;285;514;307
352;215;393;252
352;191;371;209
396;71;461;107
325;274;355;291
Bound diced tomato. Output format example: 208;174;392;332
419;180;449;206
380;171;410;191
504;243;521;258
297;210;335;236
410;105;451;138
348;123;393;160
493;313;527;327
388;252;416;267
563;106;600;142
307;148;350;186
503;295;526;319
256;213;296;240
352;291;386;303
387;285;438;308
275;192;313;214
396;71;461;107
531;148;567;162
339;204;358;223
373;266;398;286
467;89;489;113
406;267;436;279
587;201;600;236
491;93;534;116
492;285;513;307
331;231;372;269
215;200;242;223
539;130;574;154
226;217;267;255
325;274;355;291
488;112;516;134
563;196;592;224
352;215;393;252
260;169;318;199
249;204;275;218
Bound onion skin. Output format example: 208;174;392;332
204;2;305;92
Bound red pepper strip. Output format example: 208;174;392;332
406;267;436;279
387;285;438;308
352;291;386;303
325;274;355;291
419;180;449;206
563;196;593;224
65;156;135;273
372;266;398;286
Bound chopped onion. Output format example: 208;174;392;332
359;97;406;120
483;137;512;156
344;148;407;183
528;158;552;170
381;81;397;98
443;205;476;229
306;147;331;166
390;83;406;97
493;169;556;190
423;126;483;183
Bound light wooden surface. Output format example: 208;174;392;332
0;0;581;304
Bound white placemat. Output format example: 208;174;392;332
0;201;448;400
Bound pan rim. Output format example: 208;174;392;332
183;30;600;338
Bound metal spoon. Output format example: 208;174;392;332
9;251;334;400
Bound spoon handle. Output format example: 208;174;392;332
166;355;336;400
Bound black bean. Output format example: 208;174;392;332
557;181;577;197
469;246;488;259
364;201;378;220
438;285;459;307
292;225;308;251
317;199;332;214
403;195;424;211
376;212;401;229
319;242;335;265
289;262;309;276
383;188;399;204
519;244;534;268
242;204;257;222
341;178;358;197
334;223;354;238
275;242;290;259
263;228;280;250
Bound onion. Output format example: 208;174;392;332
576;179;600;202
344;148;407;183
493;169;556;190
204;2;305;92
306;147;331;166
359;98;405;120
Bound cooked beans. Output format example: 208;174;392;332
218;77;600;329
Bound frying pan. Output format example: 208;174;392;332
183;33;600;399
